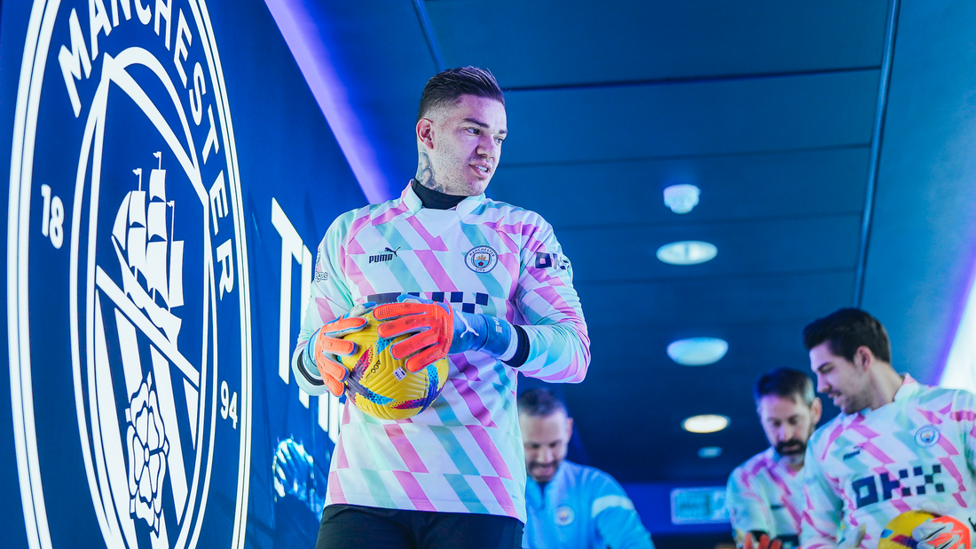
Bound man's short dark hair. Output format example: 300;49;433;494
517;388;567;418
418;67;504;122
802;308;892;363
754;368;816;407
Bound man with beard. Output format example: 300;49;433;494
518;388;654;549
800;308;976;549
727;368;823;549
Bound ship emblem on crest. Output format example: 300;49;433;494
112;153;185;345
105;153;193;536
87;146;213;548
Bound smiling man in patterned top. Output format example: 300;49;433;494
800;308;976;549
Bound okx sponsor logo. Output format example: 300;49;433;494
852;464;945;509
7;2;251;548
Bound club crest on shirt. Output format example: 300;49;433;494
915;425;940;447
555;505;575;526
465;245;498;273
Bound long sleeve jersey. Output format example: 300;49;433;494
800;375;976;548
726;448;804;548
293;184;590;522
523;461;654;549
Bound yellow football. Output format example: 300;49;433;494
337;311;449;420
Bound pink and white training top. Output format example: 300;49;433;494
294;183;590;522
726;447;804;548
801;374;976;548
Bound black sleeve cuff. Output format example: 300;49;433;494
503;325;529;368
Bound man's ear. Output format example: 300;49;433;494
417;118;434;150
810;397;823;425
855;345;874;370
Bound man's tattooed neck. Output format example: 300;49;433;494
415;151;445;193
412;179;465;210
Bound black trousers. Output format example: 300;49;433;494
316;504;524;549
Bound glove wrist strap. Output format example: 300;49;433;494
450;312;520;360
479;315;515;358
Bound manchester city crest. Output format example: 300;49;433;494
465;245;498;273
915;425;940;447
7;1;251;548
555;505;575;526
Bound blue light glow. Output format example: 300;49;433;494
698;446;722;458
941;271;976;393
264;0;391;203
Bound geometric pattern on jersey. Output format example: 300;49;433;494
296;184;590;523
367;290;490;314
800;375;976;549
726;447;804;548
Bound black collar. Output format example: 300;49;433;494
412;179;467;210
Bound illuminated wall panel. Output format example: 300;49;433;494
941;271;976;393
1;1;365;547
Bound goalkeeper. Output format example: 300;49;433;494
291;67;590;549
800;308;976;549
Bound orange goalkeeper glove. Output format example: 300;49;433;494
742;533;782;549
297;304;371;396
374;295;519;373
373;298;454;373
913;506;974;549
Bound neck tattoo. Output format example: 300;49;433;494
415;151;444;193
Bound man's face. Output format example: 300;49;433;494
417;94;507;197
757;394;820;460
519;411;572;483
809;342;871;414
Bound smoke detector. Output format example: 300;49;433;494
663;184;700;214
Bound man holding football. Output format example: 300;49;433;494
291;67;590;549
799;308;976;549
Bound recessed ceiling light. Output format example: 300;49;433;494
667;337;728;366
656;241;717;265
698;446;722;458
682;414;729;434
